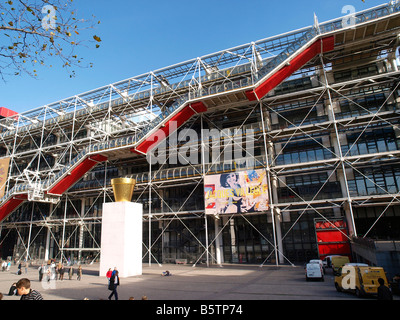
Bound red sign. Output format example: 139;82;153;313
315;218;351;260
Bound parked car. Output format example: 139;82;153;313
305;263;324;281
335;265;389;298
308;259;325;274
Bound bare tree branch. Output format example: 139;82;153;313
0;0;101;81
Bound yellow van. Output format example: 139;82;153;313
331;256;350;275
334;264;389;297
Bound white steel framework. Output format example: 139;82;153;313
1;2;400;267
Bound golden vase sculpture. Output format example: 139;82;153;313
111;178;136;202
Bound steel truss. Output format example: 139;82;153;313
1;2;400;266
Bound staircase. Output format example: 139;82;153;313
246;28;334;101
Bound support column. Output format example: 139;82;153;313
200;115;210;267
204;214;209;267
387;51;398;72
44;203;53;262
160;220;165;264
260;102;279;265
25;204;34;261
273;209;284;264
44;226;51;262
228;217;238;263
61;196;68;262
148;164;152;267
272;176;284;264
78;223;84;262
78;198;85;262
214;217;223;265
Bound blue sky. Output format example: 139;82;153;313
0;0;387;114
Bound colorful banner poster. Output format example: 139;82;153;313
204;169;269;215
0;157;10;199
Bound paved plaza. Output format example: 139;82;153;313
1;262;398;301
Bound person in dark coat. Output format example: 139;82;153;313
108;271;120;300
17;262;22;275
377;278;393;300
38;264;45;282
59;264;65;281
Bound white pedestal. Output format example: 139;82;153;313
99;202;143;278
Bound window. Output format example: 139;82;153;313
337;93;387;119
350;165;400;196
343;128;398;156
279;172;341;202
333;63;380;83
275;138;333;165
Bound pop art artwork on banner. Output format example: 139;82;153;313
204;169;269;215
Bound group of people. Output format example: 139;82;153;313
1;260;11;272
38;261;83;282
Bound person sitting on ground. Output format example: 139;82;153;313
16;278;43;300
162;270;171;276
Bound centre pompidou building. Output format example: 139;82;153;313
1;3;400;272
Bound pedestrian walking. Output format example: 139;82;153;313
46;267;51;282
55;262;60;280
59;263;65;281
16;278;43;300
17;262;22;275
38;264;44;282
50;261;56;280
49;261;54;279
111;267;118;276
68;266;74;280
77;265;82;281
1;260;6;271
106;268;112;284
108;271;120;300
